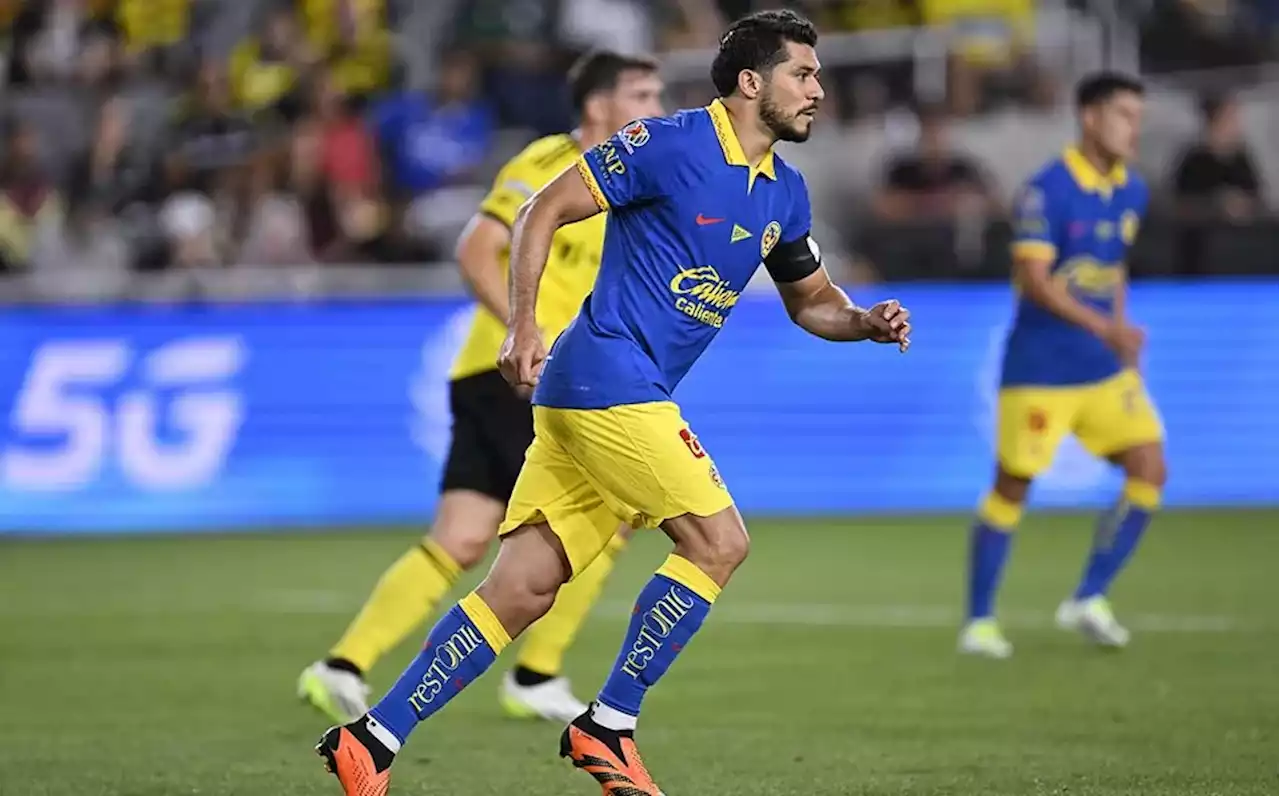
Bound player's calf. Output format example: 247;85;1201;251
328;524;570;770
961;469;1028;656
962;470;1029;652
1065;443;1165;645
584;507;741;745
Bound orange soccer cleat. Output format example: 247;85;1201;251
316;722;395;796
559;711;665;796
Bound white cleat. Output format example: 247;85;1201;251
957;618;1014;659
499;671;588;723
296;660;371;724
1056;596;1131;648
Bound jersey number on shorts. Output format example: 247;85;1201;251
679;428;706;459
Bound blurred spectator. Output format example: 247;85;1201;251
918;0;1053;115
0;120;63;272
159;187;221;267
1140;0;1278;72
299;0;393;100
649;0;721;51
873;106;994;222
370;47;493;245
71;93;157;213
293;69;387;262
160;60;261;267
112;0;192;77
1172;93;1264;222
799;0;922;119
450;0;572;134
1170;92;1265;274
164;61;259;198
230;5;320;120
7;0;120;87
239;145;314;265
559;0;656;55
28;177;131;298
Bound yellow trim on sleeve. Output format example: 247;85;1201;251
576;157;610;212
1011;241;1057;262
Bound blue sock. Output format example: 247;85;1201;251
596;555;718;721
1074;504;1122;599
966;492;1021;621
368;593;509;744
1075;481;1159;599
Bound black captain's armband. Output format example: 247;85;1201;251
764;234;822;283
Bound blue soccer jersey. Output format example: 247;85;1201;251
1001;147;1149;388
532;100;813;410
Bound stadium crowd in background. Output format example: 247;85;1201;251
0;0;1273;283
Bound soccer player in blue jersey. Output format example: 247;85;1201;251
315;10;911;796
960;72;1167;660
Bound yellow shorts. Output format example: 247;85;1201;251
499;401;734;577
997;369;1165;478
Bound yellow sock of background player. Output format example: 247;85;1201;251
329;539;461;674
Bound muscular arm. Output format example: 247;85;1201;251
1112;263;1128;322
507;164;604;328
1014;255;1112;338
775;267;873;342
454;214;512;321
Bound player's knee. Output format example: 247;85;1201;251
474;524;572;632
427;529;490;571
1120;444;1167;491
669;516;750;584
429;489;507;569
1133;454;1167;490
706;526;749;572
993;467;1032;506
478;574;559;627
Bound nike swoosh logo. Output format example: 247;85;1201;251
695;214;725;226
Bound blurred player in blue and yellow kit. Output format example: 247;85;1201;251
297;51;664;728
960;73;1166;659
315;11;911;796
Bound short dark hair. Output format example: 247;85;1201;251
1075;71;1144;109
710;9;818;97
567;50;660;114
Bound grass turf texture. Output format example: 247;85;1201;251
1;509;1275;795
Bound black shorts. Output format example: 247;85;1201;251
439;369;535;502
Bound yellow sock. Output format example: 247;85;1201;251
515;534;627;676
329;539;461;673
1123;479;1162;510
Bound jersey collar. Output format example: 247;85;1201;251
1063;146;1127;195
707;99;777;186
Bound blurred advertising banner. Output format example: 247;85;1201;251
0;281;1274;534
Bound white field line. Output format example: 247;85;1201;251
3;590;1251;633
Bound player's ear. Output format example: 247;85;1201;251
737;69;763;100
582;94;606;128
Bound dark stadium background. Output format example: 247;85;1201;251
0;1;1275;794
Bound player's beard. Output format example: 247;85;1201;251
760;87;814;143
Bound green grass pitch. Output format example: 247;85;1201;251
1;509;1275;795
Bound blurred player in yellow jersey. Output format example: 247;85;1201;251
298;50;664;724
